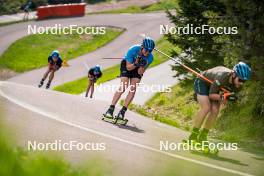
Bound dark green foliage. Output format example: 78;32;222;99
166;0;226;76
166;0;264;116
0;0;47;15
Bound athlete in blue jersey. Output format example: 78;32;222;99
104;37;155;119
38;50;62;89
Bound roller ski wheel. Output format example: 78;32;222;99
113;116;128;126
102;113;114;120
211;148;219;156
102;114;128;126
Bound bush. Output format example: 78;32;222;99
0;0;47;15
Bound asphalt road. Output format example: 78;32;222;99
0;81;263;176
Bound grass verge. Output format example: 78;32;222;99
0;27;124;72
129;79;264;148
129;79;198;130
90;0;178;14
0;116;110;176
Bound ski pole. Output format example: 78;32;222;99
153;48;230;93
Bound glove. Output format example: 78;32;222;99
138;59;148;67
221;92;238;102
134;56;142;67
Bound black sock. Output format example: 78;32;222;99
121;106;127;112
109;105;115;110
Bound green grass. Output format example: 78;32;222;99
0;117;111;176
90;0;179;14
129;79;198;130
215;81;264;146
0;27;124;72
54;64;120;94
53;36;180;94
130;78;264;148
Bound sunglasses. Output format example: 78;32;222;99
238;78;246;83
144;48;152;53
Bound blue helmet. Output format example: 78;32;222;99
51;50;60;58
233;62;251;81
94;65;101;74
142;37;155;52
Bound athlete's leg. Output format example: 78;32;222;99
193;95;211;128
198;101;220;142
90;82;95;98
203;101;220;129
42;68;51;80
189;95;211;140
111;77;129;106
123;78;140;108
116;78;140;119
105;77;129;117
85;80;92;97
48;69;55;82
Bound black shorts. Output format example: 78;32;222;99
120;60;142;79
194;78;210;96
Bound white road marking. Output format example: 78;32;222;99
0;82;253;176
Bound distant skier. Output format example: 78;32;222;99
85;65;102;98
38;50;62;89
22;0;33;21
103;37;155;120
188;62;251;143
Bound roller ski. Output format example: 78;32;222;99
102;106;128;125
182;128;219;155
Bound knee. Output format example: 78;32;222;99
128;85;137;93
210;108;219;117
118;85;126;93
200;105;211;115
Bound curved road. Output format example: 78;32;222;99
0;13;170;88
0;14;263;176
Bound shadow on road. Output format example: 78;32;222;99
116;123;145;133
190;151;248;166
102;120;145;133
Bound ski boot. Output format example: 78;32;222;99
46;82;51;89
103;105;115;119
38;79;44;88
113;107;128;125
116;109;125;120
198;133;219;155
182;128;200;145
